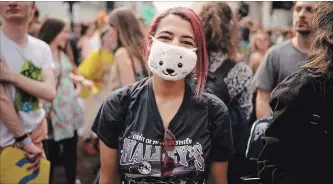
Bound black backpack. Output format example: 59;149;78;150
206;59;250;154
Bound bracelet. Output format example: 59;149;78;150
16;136;32;149
14;133;29;142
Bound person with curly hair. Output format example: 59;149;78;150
257;2;333;183
197;2;254;183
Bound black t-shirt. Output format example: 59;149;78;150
92;78;234;183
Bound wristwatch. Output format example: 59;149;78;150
15;133;29;142
15;133;32;149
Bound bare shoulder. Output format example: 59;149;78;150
115;47;131;65
115;47;129;58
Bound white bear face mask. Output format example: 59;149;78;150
148;37;198;81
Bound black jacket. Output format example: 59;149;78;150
262;69;333;184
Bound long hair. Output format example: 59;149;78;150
38;18;75;72
197;2;238;61
108;7;148;77
38;18;65;45
303;2;333;76
148;7;209;98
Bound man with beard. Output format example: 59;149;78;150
258;2;333;183
0;1;55;170
253;2;317;120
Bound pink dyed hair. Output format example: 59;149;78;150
147;7;209;98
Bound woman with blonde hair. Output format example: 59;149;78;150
249;30;271;73
108;7;149;89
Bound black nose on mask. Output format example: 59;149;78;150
166;68;174;74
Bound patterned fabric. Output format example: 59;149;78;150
45;52;84;142
224;62;254;119
209;51;254;120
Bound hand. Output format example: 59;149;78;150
82;79;93;89
29;119;48;144
0;60;15;82
74;82;82;98
22;142;43;171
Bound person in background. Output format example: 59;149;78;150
259;2;333;183
88;11;107;55
253;1;317;120
93;6;234;183
0;1;55;169
275;27;293;44
70;22;83;67
78;27;115;155
108;7;148;89
240;26;251;61
248;30;271;128
28;6;40;37
77;22;95;64
198;2;253;183
249;30;271;73
38;18;84;184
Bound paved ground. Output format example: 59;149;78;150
53;145;100;184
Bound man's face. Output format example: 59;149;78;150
0;1;34;24
293;1;317;35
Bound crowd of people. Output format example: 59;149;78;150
0;1;332;184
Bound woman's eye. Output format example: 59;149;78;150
182;41;194;46
158;36;171;40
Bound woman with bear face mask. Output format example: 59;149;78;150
92;7;234;184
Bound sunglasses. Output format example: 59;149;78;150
161;129;176;177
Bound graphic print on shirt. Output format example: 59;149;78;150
14;60;41;113
120;131;205;183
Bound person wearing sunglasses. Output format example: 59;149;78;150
92;7;234;184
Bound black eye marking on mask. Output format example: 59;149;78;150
159;61;163;66
180;56;182;59
178;63;183;68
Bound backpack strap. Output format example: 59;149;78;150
207;59;236;104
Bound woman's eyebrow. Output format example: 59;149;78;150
182;35;195;41
158;30;173;35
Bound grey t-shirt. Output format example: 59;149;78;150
253;40;308;92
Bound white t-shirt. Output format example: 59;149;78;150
0;32;54;147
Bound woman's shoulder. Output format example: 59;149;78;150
115;47;129;58
270;69;326;107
